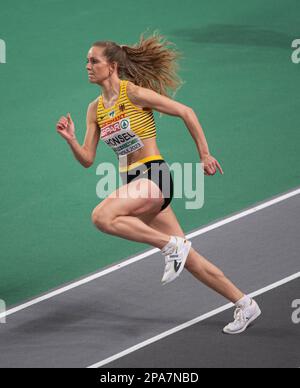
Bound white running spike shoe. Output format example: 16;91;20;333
223;299;262;335
161;237;192;285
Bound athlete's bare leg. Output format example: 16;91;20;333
138;206;244;304
92;178;244;303
92;178;171;249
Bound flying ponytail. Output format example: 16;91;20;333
93;30;184;98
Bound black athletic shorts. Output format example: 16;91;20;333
119;158;174;212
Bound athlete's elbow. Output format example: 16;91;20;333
181;107;194;121
82;159;93;169
81;147;95;168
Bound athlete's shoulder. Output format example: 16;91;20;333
126;80;141;94
87;98;100;115
86;98;99;122
125;81;151;111
89;97;100;109
126;81;157;101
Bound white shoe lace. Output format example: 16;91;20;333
162;237;178;257
233;308;247;324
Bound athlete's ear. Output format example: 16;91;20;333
110;61;118;75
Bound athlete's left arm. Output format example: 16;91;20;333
127;82;223;175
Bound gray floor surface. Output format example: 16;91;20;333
0;188;299;368
107;278;300;368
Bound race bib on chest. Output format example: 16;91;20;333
100;114;144;156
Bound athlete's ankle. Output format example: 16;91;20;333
161;236;178;256
235;295;252;309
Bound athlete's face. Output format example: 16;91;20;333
86;47;114;84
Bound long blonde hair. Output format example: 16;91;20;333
93;30;184;98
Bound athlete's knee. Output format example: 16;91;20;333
91;206;113;232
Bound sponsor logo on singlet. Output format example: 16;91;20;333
100;114;144;156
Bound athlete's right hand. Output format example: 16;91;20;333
56;113;76;142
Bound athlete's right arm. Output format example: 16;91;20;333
56;101;100;168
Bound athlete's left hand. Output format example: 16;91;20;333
201;154;224;176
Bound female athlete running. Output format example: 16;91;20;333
56;32;261;334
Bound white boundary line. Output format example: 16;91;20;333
88;272;300;368
1;187;300;321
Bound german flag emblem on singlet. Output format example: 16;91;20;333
119;104;126;112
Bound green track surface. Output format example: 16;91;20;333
1;0;299;306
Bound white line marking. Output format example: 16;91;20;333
1;187;299;321
88;272;300;368
188;187;300;239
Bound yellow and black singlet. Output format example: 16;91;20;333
96;80;157;157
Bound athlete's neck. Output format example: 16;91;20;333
100;76;121;103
